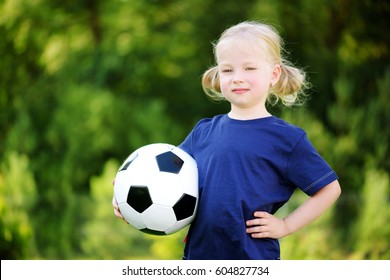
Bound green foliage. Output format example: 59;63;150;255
279;190;341;259
81;159;151;259
0;0;388;259
353;168;390;259
145;230;187;260
0;152;37;259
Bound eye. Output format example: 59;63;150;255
221;68;233;73
245;67;257;71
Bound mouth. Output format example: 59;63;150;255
232;88;249;94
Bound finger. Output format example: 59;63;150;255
113;204;120;215
246;225;268;234
250;231;271;239
112;196;122;215
246;226;272;238
253;211;270;218
113;206;126;220
113;207;119;215
246;217;269;227
112;196;118;208
114;208;123;218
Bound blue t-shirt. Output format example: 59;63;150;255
179;114;338;260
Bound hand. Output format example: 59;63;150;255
246;211;288;239
112;179;128;223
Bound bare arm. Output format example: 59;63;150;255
246;180;341;239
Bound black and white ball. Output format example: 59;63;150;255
114;143;198;235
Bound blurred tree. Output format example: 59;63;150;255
352;168;390;259
0;152;37;259
81;159;153;259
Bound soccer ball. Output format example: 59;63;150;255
114;143;198;235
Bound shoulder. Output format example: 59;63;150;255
179;115;225;154
196;114;225;125
267;117;307;144
271;117;305;134
192;114;225;131
180;115;224;146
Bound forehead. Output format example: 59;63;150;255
216;38;269;63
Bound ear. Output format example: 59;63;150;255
270;64;281;86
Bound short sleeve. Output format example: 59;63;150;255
178;118;211;157
286;134;338;196
178;131;194;156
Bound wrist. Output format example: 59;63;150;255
281;217;295;237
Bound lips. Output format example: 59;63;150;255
232;88;249;94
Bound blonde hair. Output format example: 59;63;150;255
202;21;309;106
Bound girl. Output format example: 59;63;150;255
113;21;341;260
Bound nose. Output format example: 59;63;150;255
232;71;244;84
233;78;244;84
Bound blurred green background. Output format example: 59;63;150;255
0;0;389;260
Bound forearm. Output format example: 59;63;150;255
283;180;341;236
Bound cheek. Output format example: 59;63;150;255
219;76;230;92
251;73;271;89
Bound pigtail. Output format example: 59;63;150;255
202;66;225;101
269;61;309;107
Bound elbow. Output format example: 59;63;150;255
331;180;342;201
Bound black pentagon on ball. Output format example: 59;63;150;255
156;151;184;174
127;185;153;213
173;194;197;221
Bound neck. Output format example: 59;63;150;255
228;107;271;120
